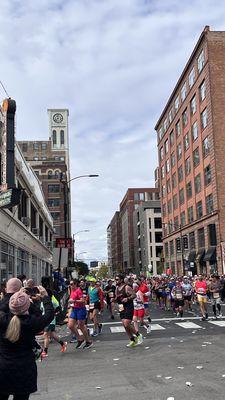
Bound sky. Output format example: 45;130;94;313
1;0;225;264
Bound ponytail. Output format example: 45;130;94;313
5;315;21;343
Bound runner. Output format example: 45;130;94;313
87;279;103;337
182;277;193;312
171;280;185;317
209;275;223;319
104;279;116;319
133;281;151;334
115;274;143;347
139;277;152;323
195;275;208;321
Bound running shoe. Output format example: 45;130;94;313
136;333;143;345
76;340;85;349
61;342;67;353
91;331;98;337
219;313;223;318
83;341;93;349
70;337;77;343
202;316;206;321
148;317;152;323
213;316;217;320
41;351;48;358
98;323;103;334
146;325;151;334
126;340;137;347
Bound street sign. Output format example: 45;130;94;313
0;187;21;209
55;238;72;248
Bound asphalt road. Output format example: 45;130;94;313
31;302;225;400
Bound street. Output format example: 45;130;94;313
32;304;225;400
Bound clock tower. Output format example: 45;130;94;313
47;109;69;151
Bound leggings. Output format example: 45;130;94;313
0;394;30;400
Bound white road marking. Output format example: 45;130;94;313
110;326;126;333
209;320;225;327
175;322;202;329
151;324;165;330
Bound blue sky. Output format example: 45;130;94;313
1;0;225;264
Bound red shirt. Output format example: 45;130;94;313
70;288;85;308
139;283;150;303
195;281;207;295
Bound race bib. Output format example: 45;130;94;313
198;288;205;294
89;303;94;310
176;294;182;300
118;304;124;312
109;292;114;298
213;293;220;299
85;305;90;311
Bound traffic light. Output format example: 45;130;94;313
182;235;189;250
176;238;181;252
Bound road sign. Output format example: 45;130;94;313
0;187;21;209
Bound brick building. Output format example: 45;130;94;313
107;211;122;275
155;26;225;275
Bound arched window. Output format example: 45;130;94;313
52;130;57;145
48;170;53;179
60;130;64;145
54;170;60;179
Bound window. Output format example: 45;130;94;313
162;185;166;197
181;211;186;226
167;179;171;194
198;227;205;248
163;118;168;132
171;152;175;168
22;143;28;152
202;136;210;157
52;130;57;145
181;82;187;102
178;165;183;182
139;193;144;201
170;131;174;146
158;127;163;140
51;212;60;220
60;156;65;161
168;109;173;123
155;232;162;243
197;200;203;219
48;199;60;207
184;132;190;151
48;170;53;179
42;156;46;160
182;109;188;128
154;208;161;213
60;130;64;145
206;193;213;213
185;157;191;175
174;216;179;229
195;173;201;194
186;181;192;199
177;143;182;160
156;246;163;258
33;143;39;150
170;240;174;256
168;200;172;214
33;157;38;161
175;96;179;112
192;121;198;141
164;139;169;154
48;184;60;193
190;95;197;115
148;218;151;229
193;147;200;167
208;224;217;246
161;166;165;179
173;194;178;210
165;242;169;257
198;49;205;73
154;218;162;229
34;170;39;176
179;188;185;205
188;206;194;223
41;143;47;150
175;120;181;137
204;164;211;185
189;231;195;249
160;147;164;161
55;170;60;179
166;159;170;173
162;203;166;217
201;108;208;129
199;80;206;101
172;173;177;189
189;67;195;88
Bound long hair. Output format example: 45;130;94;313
5;315;21;343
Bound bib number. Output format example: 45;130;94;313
89;303;94;310
118;304;124;312
213;293;220;299
176;294;182;300
109;292;114;298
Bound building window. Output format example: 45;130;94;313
162;185;166;198
181;82;187;102
173;194;178;210
158;127;163;140
184;132;190;151
48;170;53;179
160;147;164;161
174;216;179;229
163;118;168;132
162;203;166;217
181;211;186;226
208;224;217;246
175;120;181;137
168;109;173;123
22;143;28;152
204;164;211;185
177;143;182;160
140;193;144;201
179;188;185;205
48;198;60;207
186;181;192;199
41;143;47;150
206;193;213;214
164;139;169;154
42;156;46;160
167;179;171;194
51;212;60;220
33;143;39;150
199;80;206;101
189;231;195;249
195;173;201;194
155;232;162;243
185;157;191;176
192;121;198;141
171;152;175;168
197;49;205;73
172;173;177;189
190;95;197;115
202;136;210;157
182;108;188;128
178;165;183;182
154;218;162;229
170;131;174;146
48;184;60;193
156;246;163;258
189;67;195;88
168;199;172;214
60;130;64;145
165;242;169;257
52;130;57;145
34;170;39;176
170;240;174;256
174;96;179;112
201;108;208;130
193;147;200;167
55;170;61;179
196;200;203;219
161;166;165;179
33;157;38;161
198;227;205;248
188;206;194;223
166;159;170;173
154;207;161;213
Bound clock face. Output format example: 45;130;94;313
53;113;63;123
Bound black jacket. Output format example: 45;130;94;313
0;296;54;395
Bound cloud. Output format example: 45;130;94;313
1;0;225;263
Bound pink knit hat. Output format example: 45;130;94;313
9;290;30;315
6;278;22;294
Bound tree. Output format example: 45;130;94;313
73;261;89;277
96;263;108;279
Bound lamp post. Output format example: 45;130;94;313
72;230;90;263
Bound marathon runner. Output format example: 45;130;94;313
195;275;208;320
87;279;103;337
209;275;223;319
104;279;116;319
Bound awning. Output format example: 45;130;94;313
196;248;205;263
204;246;216;262
188;250;196;262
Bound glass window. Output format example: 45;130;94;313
167;179;171;194
51;212;60;220
134;193;139;201
140;193;144;201
184;132;190;151
52;130;57;145
41;143;47;150
156;246;163;258
194;173;201;194
185;157;191;175
161;166;165;179
171;152;175;168
172;173;177;189
166;159;170;173
178;165;183;182
208;224;217;246
201;108;208;129
202;136;210;157
165;242;169;257
179;188;184;205
33;143;39;150
154;218;162;229
193;147;200;167
198;227;205;248
174;216;179;229
160;147;164;161
165;139;169;154
158;127;163;140
168;109;173;123
48;198;60;207
199;80;206;101
189;67;195;88
33;156;38;161
60;130;64;145
182;108;188;127
197;200;203;219
204;164;211;185
206;193;213;214
155;232;162;243
170;131;174;146
48;170;53;179
192;121;198;141
22;143;28;152
163;118;168;132
186;181;192;199
188;206;194;223
48;184;60;193
181;82;187;102
175;120;181;137
177;143;182;160
189;231;195;249
162;185;166;198
190;95;197;115
175;96;179;112
198;49;205;72
173;194;178;210
181;211;186;226
168;200;172;214
162;203;166;217
170;240;174;256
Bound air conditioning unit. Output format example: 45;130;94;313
21;217;30;227
32;228;39;236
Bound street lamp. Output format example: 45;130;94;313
73;230;90;263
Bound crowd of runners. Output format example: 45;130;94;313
0;272;225;398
